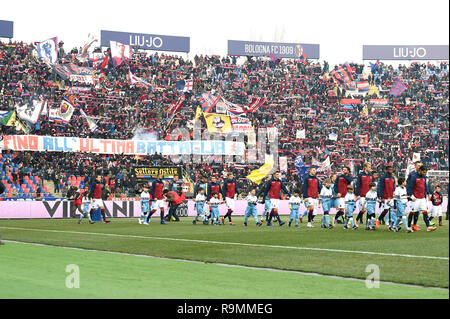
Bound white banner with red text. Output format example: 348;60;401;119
0;135;246;156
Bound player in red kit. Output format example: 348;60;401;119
164;189;186;222
150;174;167;224
407;166;437;232
89;175;110;223
263;171;291;226
303;167;322;228
69;186;85;224
221;172;239;225
355;162;373;226
333;166;353;225
376;165;396;230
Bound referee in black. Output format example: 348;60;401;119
0;179;5;245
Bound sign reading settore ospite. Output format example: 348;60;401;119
228;40;320;59
100;30;190;52
134;166;182;180
363;45;449;60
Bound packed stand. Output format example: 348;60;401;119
0;40;448;198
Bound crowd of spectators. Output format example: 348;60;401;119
0;40;448;198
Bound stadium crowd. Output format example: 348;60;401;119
0;40;449;198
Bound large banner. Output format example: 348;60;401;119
368;99;389;106
363;45;449;60
203;113;233;133
15;100;46;124
36;37;58;65
230;116;253;133
110;40;131;66
51;64;93;84
101;30;190;52
134;166;182;180
0;200;140;219
0;20;13;38
1;199;445;219
228;40;320;59
341;98;361;105
0;135;246;156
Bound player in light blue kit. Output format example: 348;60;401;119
262;195;271;222
344;185;358;230
319;178;334;229
393;177;412;232
193;188;207;225
139;186;151;225
288;190;302;227
209;192;222;225
365;182;378;230
244;189;262;226
81;189;94;224
299;200;308;223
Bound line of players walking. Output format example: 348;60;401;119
188;162;445;232
69;161;446;233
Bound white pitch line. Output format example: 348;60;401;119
0;226;448;261
4;240;448;291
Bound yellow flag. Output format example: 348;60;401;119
368;84;380;97
361;106;369;116
203;113;232;134
6;111;16;126
194;107;202;121
246;156;274;185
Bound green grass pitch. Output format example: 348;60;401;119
0;216;448;298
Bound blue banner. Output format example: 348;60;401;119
0;20;13;38
101;30;190;53
228;40;320;59
363;45;449;60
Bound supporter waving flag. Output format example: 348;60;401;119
0;111;16;126
183;79;193;92
79;109;98;132
35;37;58;65
128;69;151;88
330;69;345;85
167;95;186;117
223;98;246;116
15;99;46;124
294;152;308;182
176;79;193;92
198;92;220;113
343;63;355;81
357;80;369;92
338;66;351;83
91;55;109;73
331;63;354;85
370;60;380;73
58;96;76;124
110;41;131;67
246;97;266;113
77;36;98;62
247;156;274;185
389;77;408;96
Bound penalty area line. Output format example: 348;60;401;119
4;240;449;291
0;226;448;261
